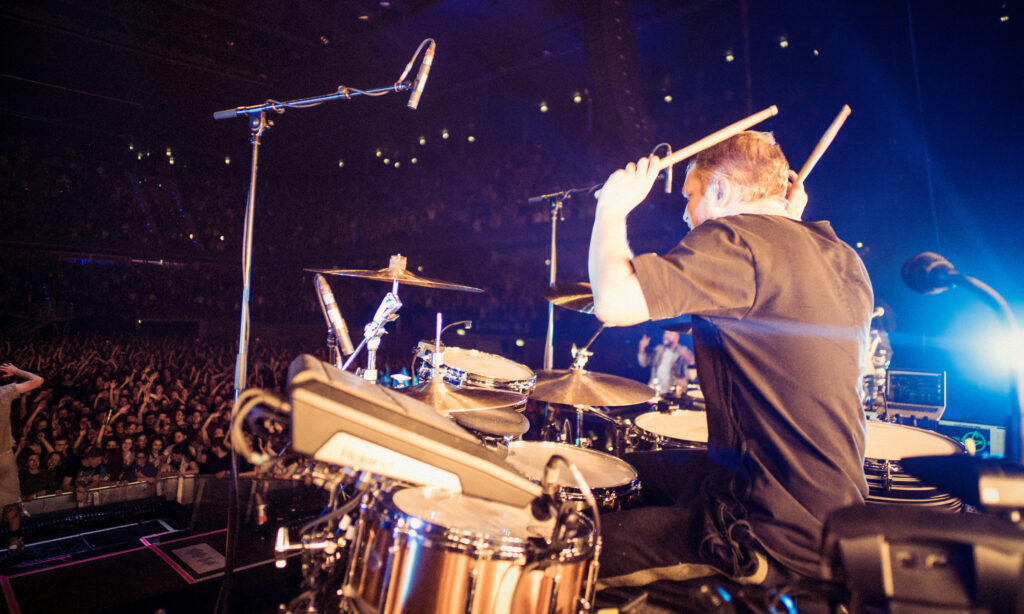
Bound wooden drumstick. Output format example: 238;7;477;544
796;105;851;182
656;105;779;171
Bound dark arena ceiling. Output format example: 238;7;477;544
2;0;1023;421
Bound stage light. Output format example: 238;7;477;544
337;159;344;168
467;135;475;143
856;241;864;248
441;129;450;139
418;135;426;145
813;49;820;56
515;339;525;347
129;143;134;151
224;156;231;165
375;149;382;157
573;92;582;104
383;158;389;164
394;161;400;168
779;37;789;49
539;102;549;113
1000;15;1009;22
166;147;172;157
411;157;418;164
664;95;673;103
977;322;1024;376
456;328;466;336
725;51;735;63
169;157;175;165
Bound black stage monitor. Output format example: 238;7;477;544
286;354;541;508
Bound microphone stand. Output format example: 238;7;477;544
211;42;429;613
216;82;412;404
952;273;1024;464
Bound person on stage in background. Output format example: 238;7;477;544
637;329;695;396
1;363;44;552
589;131;872;589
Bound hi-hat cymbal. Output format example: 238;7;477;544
400;377;526;413
308;254;483;293
660;321;693;334
531;368;656;406
544;282;595;314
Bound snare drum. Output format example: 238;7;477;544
632;410;708;451
503;441;640;511
418;346;536;394
863;421;964;511
345;487;596;614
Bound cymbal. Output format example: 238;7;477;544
400;377;526;413
544;282;594;314
531;368;656;406
308;254;483;293
660;319;693;334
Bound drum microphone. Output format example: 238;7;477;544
315;274;355;356
407;40;435;110
901;252;958;295
530;457;563;521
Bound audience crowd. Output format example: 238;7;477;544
3;334;301;502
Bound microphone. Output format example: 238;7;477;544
664;148;673;194
407;40;435;110
315;274;355;356
902;252;958;295
530;456;562;520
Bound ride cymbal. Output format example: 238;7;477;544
531;368;656;406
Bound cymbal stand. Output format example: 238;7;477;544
342;282;402;383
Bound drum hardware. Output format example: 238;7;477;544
863;420;965;511
308;255;484;383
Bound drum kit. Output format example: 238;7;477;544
244;254;972;614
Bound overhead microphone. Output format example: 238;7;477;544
901;252;959;295
314;274;355;356
664;146;673;194
407;40;435;110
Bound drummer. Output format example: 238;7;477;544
637;329;694;396
588;131;873;589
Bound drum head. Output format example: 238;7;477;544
634;411;708;444
391;487;553;540
504;441;637;490
444;347;534;381
864;421;962;461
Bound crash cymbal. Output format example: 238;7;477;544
544;282;595;314
400;377;526;413
531;368;656;407
308;254;483;293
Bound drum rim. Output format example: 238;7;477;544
504;440;639;480
377;487;595;560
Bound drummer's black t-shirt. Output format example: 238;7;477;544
632;214;873;578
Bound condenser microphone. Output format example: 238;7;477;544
407;40;435;110
315;274;355;356
902;252;959;295
664;147;673;194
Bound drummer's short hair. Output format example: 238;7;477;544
686;131;789;202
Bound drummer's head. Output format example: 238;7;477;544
682;131;790;229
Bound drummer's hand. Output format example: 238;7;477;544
596;155;661;218
638;334;650;352
785;170;808;220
